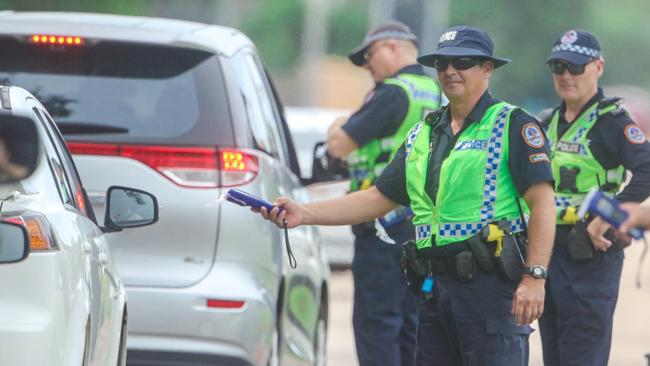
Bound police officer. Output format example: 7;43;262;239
538;29;650;366
259;25;556;366
325;21;444;366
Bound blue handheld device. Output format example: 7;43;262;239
578;188;644;240
225;189;280;212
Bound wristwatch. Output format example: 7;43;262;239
523;265;547;279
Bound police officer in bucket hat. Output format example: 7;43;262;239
257;25;556;366
538;29;650;366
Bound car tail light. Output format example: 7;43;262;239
31;34;84;46
207;299;246;309
66;142;259;188
3;212;57;251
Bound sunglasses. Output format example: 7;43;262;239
548;59;594;75
432;57;484;72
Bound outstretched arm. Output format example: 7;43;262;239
259;186;399;229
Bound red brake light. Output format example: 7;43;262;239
66;142;259;188
30;34;84;46
207;299;246;309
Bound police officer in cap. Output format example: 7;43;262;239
324;20;444;366
538;29;650;366
257;25;556;366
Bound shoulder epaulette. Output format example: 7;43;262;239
425;106;445;125
598;96;626;117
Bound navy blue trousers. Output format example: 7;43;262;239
539;234;624;366
352;225;417;366
415;273;532;366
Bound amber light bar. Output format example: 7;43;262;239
31;34;84;46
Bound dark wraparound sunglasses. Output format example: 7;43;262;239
433;57;484;72
548;59;594;75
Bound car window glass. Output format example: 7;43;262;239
41;110;91;217
230;51;279;157
30;108;74;206
242;53;289;164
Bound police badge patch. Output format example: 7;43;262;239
521;123;545;148
561;30;578;45
529;153;550;163
624;124;647;144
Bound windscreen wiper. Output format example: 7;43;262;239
56;122;129;135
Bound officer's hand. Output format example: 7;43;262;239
587;216;612;251
512;276;545;325
257;197;305;229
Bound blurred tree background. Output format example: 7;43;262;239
0;0;649;113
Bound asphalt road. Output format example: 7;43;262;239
326;238;650;366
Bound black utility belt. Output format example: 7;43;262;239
404;221;528;283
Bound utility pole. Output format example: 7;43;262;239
299;0;330;106
421;0;449;53
368;0;396;26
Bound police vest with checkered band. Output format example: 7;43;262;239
348;73;442;192
546;99;625;224
405;102;527;249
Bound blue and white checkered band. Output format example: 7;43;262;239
555;196;573;208
395;77;440;101
480;105;511;224
437;218;526;238
551;44;601;58
572;109;598;143
365;30;417;45
405;122;424;160
415;224;432;240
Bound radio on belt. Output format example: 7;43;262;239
578;188;644;240
225;189;281;212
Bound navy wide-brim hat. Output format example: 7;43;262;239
546;29;602;65
417;25;510;68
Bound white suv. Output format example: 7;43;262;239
0;11;330;366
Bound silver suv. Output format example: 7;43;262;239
0;12;329;366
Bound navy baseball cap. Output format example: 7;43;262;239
348;21;418;66
547;29;602;65
417;25;510;68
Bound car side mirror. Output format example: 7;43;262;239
0;221;29;263
0;114;40;184
310;141;349;183
104;186;159;232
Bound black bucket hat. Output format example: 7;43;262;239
348;20;418;66
546;29;602;65
417;25;510;68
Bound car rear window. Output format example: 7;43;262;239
0;37;233;146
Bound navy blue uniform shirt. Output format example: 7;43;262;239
541;88;650;203
375;91;554;206
342;64;439;146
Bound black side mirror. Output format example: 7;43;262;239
0;221;29;263
310;141;349;183
104;186;159;232
0;114;40;184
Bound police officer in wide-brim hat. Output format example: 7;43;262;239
256;25;556;366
